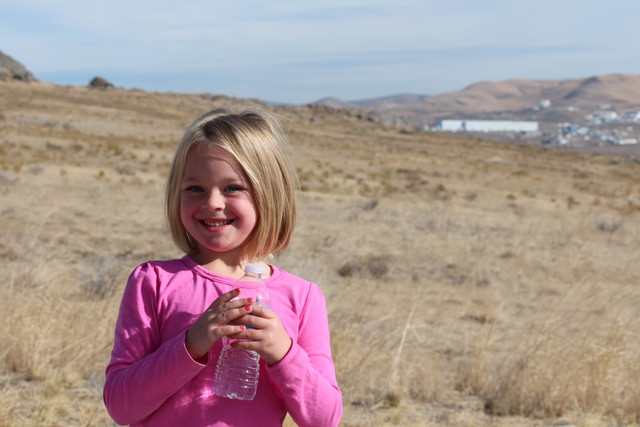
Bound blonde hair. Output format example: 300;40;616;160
165;107;297;262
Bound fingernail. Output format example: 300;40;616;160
245;305;252;311
239;325;246;330
247;297;254;304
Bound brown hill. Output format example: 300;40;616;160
313;96;357;109
318;74;640;127
0;50;37;82
561;74;640;106
350;93;431;108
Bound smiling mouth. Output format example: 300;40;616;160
202;219;233;227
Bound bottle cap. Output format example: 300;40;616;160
244;264;264;275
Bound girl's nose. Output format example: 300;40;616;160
205;190;225;210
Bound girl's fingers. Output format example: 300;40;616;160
219;306;257;325
231;307;273;330
231;314;260;330
209;288;241;310
222;324;246;336
247;305;271;318
209;291;253;315
185;293;255;360
231;339;258;352
230;323;292;366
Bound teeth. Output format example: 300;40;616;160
203;220;232;227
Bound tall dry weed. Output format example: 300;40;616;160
456;281;640;423
0;257;119;426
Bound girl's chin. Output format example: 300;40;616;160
195;245;244;258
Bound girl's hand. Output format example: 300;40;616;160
185;288;253;361
229;305;292;366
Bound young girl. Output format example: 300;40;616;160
104;107;342;426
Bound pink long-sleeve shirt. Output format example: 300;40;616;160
104;256;342;426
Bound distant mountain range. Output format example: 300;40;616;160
314;94;431;109
4;48;639;131
313;74;640;127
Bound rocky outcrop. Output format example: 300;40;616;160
0;50;37;82
88;76;114;89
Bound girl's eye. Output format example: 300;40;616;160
185;185;204;193
225;185;243;193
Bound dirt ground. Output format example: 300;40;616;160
1;81;639;426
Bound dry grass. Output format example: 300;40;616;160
1;80;639;426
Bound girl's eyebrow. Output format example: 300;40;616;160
181;175;247;185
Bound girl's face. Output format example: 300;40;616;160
180;144;258;264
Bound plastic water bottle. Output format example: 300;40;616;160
214;264;270;400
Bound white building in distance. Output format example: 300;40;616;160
434;120;539;133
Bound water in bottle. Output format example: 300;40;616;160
214;264;270;400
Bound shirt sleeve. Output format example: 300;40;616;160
265;283;343;427
103;263;205;425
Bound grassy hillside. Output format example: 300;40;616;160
1;81;639;426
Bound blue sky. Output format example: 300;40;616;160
1;0;639;104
